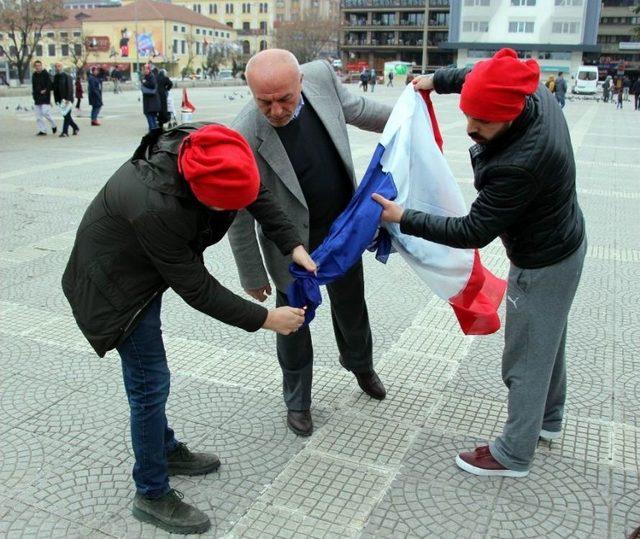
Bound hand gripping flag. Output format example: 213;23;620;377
288;85;506;335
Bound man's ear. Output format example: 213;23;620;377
300;73;304;83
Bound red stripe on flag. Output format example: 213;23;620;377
419;90;444;152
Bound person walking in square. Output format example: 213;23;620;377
75;74;83;111
359;67;369;92
369;68;377;92
554;71;567;109
141;64;161;132
88;66;103;126
374;48;586;478
632;78;640;111
387;70;394;87
31;60;57;136
62;123;316;534
53;63;79;137
617;88;624;109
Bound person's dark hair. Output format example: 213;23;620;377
558;71;563;77
34;60;42;65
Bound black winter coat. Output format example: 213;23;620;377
32;70;52;105
156;72;173;123
62;123;302;357
53;72;74;103
88;73;102;107
142;73;161;114
401;67;585;269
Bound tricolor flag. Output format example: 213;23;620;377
288;85;506;335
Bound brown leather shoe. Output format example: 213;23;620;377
354;370;386;400
455;445;529;478
287;410;313;436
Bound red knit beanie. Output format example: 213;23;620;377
460;48;541;122
178;124;260;210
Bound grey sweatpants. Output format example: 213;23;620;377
490;238;586;471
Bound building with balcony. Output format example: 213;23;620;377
587;0;640;76
168;0;275;55
340;0;453;72
443;0;601;76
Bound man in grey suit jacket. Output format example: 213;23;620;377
228;49;393;436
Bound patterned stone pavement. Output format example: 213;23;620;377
0;82;638;538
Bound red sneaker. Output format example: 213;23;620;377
91;120;101;126
455;445;529;477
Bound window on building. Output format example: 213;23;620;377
46;32;55;38
225;3;233;13
508;21;534;32
215;31;219;36
552;21;579;33
226;22;233;27
173;24;178;31
260;20;267;31
209;3;213;13
48;44;56;56
511;0;535;5
196;42;201;54
181;26;186;32
468;49;496;58
61;44;69;56
35;44;43;56
462;20;489;32
74;43;82;56
60;32;68;38
73;31;81;37
260;39;267;50
555;0;582;5
173;39;178;53
243;21;250;30
464;0;490;5
196;28;201;34
181;40;186;54
538;51;571;60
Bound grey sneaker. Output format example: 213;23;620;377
167;442;220;477
539;429;562;442
132;489;210;534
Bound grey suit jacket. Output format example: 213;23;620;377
228;60;393;293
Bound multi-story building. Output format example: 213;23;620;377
168;0;275;55
340;0;453;71
63;0;121;9
275;0;340;22
0;0;237;80
443;0;601;76
588;0;639;77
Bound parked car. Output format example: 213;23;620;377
218;69;234;80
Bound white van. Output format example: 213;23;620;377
572;66;599;95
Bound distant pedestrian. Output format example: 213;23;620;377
616;88;623;109
632;78;640;111
112;66;122;94
359;68;369;92
53;62;79;137
387;70;394;87
156;68;173;130
31;60;57;136
602;76;612;103
141;64;161;132
88;67;103;126
623;75;630;102
555;71;567;109
369;69;377;93
75;74;83;111
544;75;556;93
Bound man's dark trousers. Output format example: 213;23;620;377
116;294;179;498
275;228;373;411
62;110;79;135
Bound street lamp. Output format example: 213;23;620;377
421;1;429;74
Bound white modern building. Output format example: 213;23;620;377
442;0;601;76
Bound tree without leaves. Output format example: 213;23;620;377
0;0;65;83
275;12;339;64
61;33;96;76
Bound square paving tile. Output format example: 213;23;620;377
232;501;360;538
0;495;110;538
343;383;442;427
424;392;507;439
486;496;609;538
395;327;472;361
361;476;493;538
307;412;418;468
612;424;640;475
611;469;640;539
259;451;391;528
377;349;458;392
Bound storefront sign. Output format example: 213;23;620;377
86;36;110;52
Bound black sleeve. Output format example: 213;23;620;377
133;210;268;332
246;183;302;255
32;76;37;100
400;166;540;249
433;67;471;95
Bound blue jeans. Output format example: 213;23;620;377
91;106;101;121
145;112;158;131
116;294;179;498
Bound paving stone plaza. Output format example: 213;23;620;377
0;82;638;538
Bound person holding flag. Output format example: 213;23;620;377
374;48;586;478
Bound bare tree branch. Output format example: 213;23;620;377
275;12;339;64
